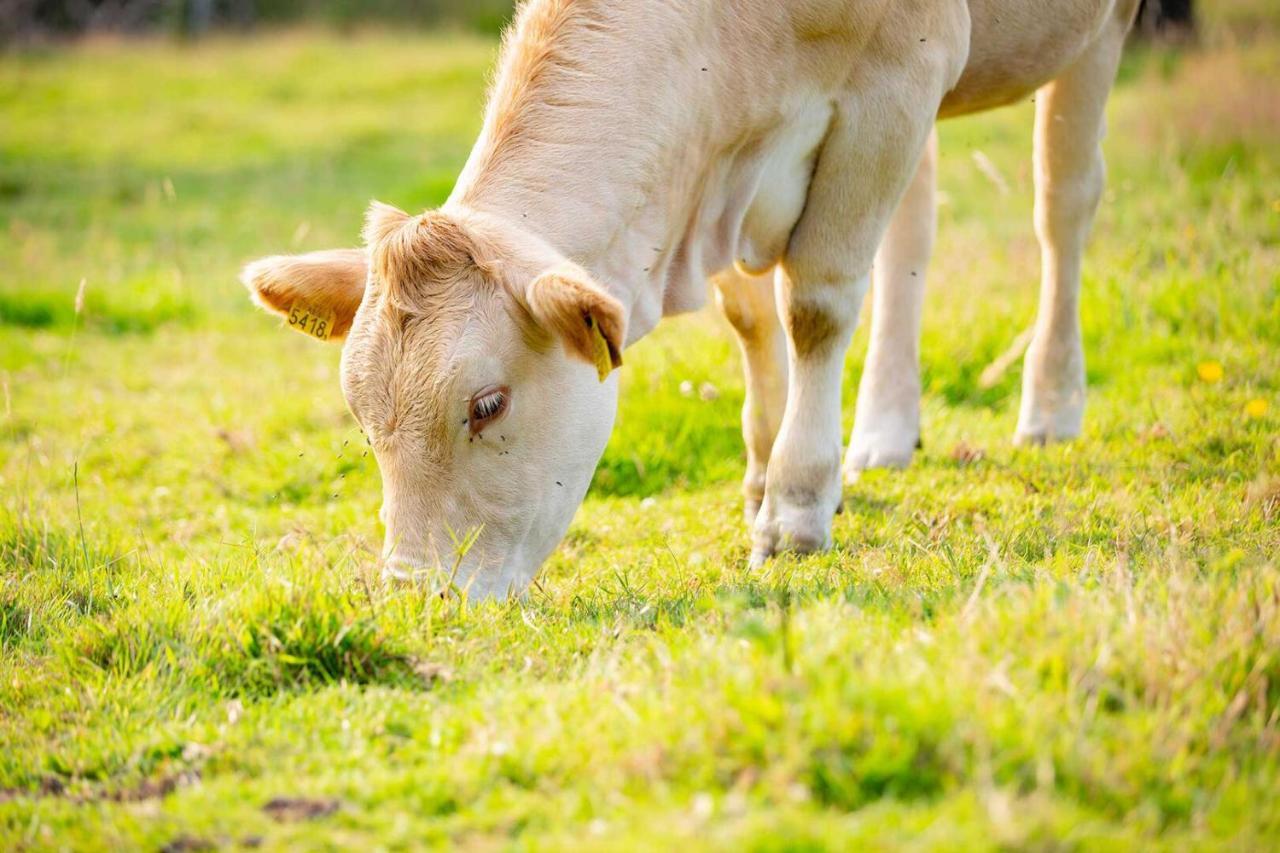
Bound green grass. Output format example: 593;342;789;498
1;9;1279;849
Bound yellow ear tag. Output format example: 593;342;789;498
286;301;336;341
587;316;613;382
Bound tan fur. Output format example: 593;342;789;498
363;203;500;308
363;202;612;364
785;301;842;360
472;0;583;180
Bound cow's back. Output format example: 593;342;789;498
769;0;1130;118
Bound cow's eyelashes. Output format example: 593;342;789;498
468;386;510;435
474;395;502;419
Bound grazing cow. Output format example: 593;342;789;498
244;0;1140;598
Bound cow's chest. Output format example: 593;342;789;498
634;98;835;332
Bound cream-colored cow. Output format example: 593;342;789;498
244;0;1139;598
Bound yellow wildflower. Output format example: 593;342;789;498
1196;361;1224;383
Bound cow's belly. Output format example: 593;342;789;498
941;0;1120;117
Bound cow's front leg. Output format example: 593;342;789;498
1016;25;1126;444
751;78;948;567
846;129;938;478
714;268;788;523
749;264;866;564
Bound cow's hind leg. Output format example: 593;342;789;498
750;39;961;567
1016;17;1129;444
845;129;938;478
714;268;788;523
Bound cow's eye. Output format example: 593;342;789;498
468;386;510;435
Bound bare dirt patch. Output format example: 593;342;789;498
263;796;342;822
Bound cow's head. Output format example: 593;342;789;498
242;202;624;599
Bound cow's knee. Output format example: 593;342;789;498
1034;156;1105;254
780;277;863;363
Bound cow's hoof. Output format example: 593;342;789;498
844;399;920;481
748;545;772;570
1014;400;1083;446
748;497;834;568
843;431;918;483
1013;426;1079;447
1017;343;1084;446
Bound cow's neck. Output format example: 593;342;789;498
447;3;714;345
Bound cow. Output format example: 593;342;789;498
243;0;1140;599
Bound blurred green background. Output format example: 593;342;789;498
2;0;516;40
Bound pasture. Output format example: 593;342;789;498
1;6;1278;849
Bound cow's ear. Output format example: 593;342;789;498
241;248;367;342
526;267;625;381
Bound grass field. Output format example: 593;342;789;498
2;6;1279;849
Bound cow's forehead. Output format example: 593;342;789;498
344;299;474;451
